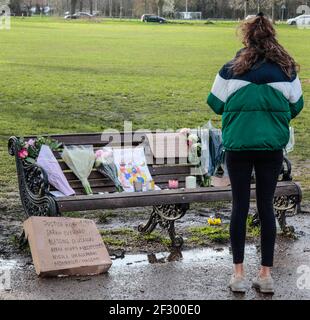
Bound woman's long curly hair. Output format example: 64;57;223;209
232;13;299;77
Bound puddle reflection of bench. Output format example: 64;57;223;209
8;132;302;248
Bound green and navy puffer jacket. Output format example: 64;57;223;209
207;51;304;151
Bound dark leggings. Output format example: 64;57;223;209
225;150;284;267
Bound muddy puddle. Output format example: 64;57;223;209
0;258;18;270
110;245;257;268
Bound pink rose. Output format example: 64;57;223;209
24;138;35;149
95;149;113;159
102;151;112;158
95;150;105;158
28;139;35;146
179;128;191;135
18;148;28;159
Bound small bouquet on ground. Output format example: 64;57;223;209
61;145;95;195
95;148;123;192
16;136;63;164
37;145;75;196
208;217;222;226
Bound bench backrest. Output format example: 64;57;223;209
45;132;192;195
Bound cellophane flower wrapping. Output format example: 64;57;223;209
37;145;75;196
61;145;95;195
188;133;201;165
95;147;124;192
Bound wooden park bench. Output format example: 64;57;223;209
8;131;302;248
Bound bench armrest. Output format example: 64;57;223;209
8;136;58;217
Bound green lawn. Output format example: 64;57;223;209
0;17;309;199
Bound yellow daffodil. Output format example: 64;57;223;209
208;217;222;225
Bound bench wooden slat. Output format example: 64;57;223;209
55;181;186;194
66;182;187;196
58;159;190;172
62;165;192;181
63;171;113;182
26;131;189;165
53;144;151;159
55;181;299;212
150;165;191;175
26;132;149;146
65;173;190;190
73;186;117;195
26;131;186;146
57;155;188;166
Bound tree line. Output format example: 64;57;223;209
8;0;310;19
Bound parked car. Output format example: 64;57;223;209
287;14;310;25
64;13;76;19
141;14;166;23
64;12;93;19
77;12;94;18
245;15;256;20
141;14;151;22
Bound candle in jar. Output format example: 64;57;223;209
185;176;196;189
133;180;143;192
147;180;155;191
168;179;179;189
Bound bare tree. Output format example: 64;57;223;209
119;0;123;17
109;0;112;16
271;0;275;22
157;0;164;16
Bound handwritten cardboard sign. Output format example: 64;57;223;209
24;216;112;277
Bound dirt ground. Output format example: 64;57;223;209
0;195;310;300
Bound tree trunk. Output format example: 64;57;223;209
89;0;93;14
70;0;78;15
244;0;249;19
157;0;164;16
103;0;106;16
109;0;112;17
271;0;276;24
257;0;261;13
79;0;83;12
119;0;123;18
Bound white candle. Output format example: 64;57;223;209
185;176;196;189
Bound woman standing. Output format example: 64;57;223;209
207;13;303;294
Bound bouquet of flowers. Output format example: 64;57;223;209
37;145;75;196
16;136;63;164
180;128;201;165
188;133;201;166
61;145;95;195
180;128;210;187
95;148;123;192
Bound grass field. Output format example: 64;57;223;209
0;17;309;200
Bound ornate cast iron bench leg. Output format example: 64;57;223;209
274;155;301;236
8;137;59;218
138;203;190;248
273;194;300;237
252;155;301;237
